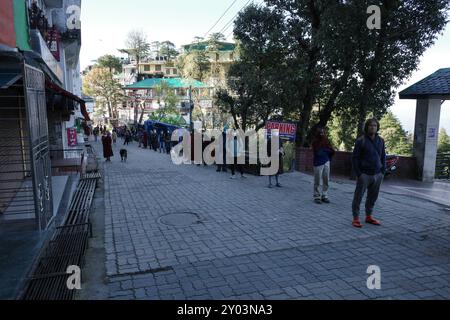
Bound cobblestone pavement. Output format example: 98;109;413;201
90;140;450;300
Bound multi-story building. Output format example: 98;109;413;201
180;40;237;82
27;0;87;147
0;0;87;299
123;77;211;125
139;56;180;79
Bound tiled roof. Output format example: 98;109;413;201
399;68;450;99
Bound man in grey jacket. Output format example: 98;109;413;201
351;118;386;228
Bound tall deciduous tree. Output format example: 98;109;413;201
83;67;124;126
231;0;449;146
121;29;151;123
216;5;288;131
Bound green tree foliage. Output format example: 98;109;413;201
83;67;124;125
177;50;210;82
154;81;180;121
215;5;289;131
96;55;123;74
379;111;413;156
229;0;449;146
438;128;450;153
328;114;358;152
159;41;179;62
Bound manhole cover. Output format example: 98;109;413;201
158;212;201;227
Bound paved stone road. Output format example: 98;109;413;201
91;140;450;300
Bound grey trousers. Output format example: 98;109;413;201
352;173;384;218
314;162;330;200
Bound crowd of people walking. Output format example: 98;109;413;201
97;118;387;229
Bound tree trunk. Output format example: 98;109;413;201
133;102;139;124
138;104;145;124
298;90;315;148
106;99;112;125
297;1;321;148
306;69;351;143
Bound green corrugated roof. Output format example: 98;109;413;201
182;41;236;52
14;0;32;51
125;78;208;89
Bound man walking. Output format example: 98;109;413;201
351;118;386;228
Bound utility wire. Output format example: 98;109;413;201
204;0;240;39
218;0;254;36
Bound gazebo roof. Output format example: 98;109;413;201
399;68;450;100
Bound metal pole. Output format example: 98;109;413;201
189;85;193;132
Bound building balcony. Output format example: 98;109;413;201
29;30;64;83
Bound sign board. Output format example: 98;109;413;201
67;128;78;146
428;128;437;139
266;121;298;142
199;100;213;109
180;101;192;114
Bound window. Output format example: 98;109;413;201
216;53;220;61
144;65;150;72
166;69;171;74
230;53;234;60
155;65;162;71
173;68;178;75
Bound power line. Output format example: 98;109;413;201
204;0;240;39
218;0;253;36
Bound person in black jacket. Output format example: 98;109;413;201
351;118;386;228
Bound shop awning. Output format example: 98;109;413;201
0;71;22;89
45;80;91;121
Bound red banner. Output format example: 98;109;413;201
67;128;78;147
0;0;16;48
47;28;61;61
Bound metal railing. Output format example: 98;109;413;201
436;152;450;180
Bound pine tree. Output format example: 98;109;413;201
379;111;412;156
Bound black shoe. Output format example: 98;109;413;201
314;199;322;204
322;198;330;204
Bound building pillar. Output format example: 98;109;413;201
413;99;442;182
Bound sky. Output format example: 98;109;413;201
80;0;450;133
